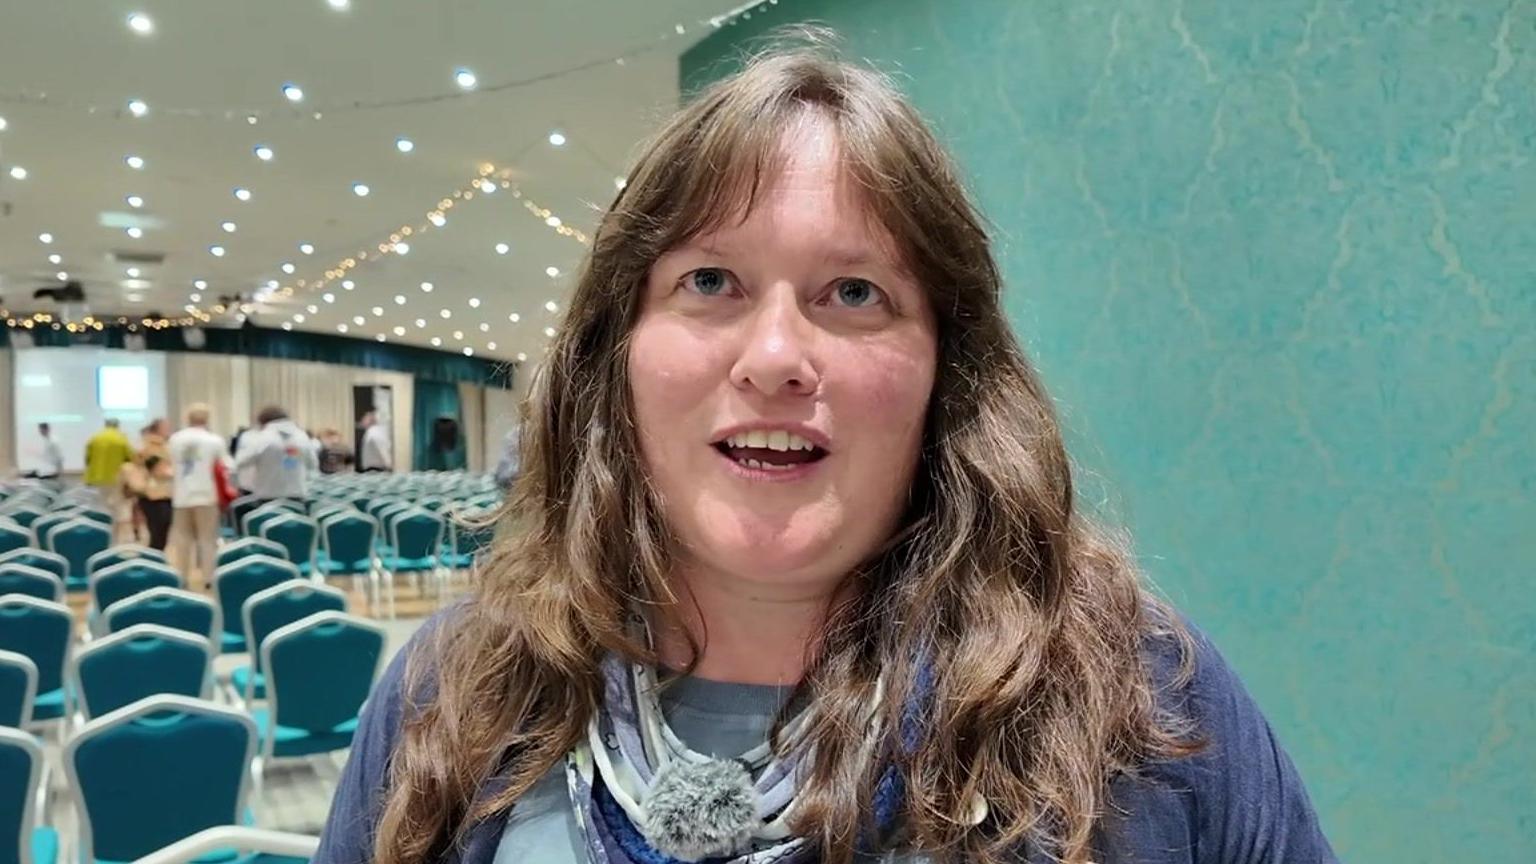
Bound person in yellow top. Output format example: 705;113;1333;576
84;418;134;541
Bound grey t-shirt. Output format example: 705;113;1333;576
492;676;922;863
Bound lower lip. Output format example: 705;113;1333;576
713;448;826;482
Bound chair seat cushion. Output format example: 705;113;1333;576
230;666;266;699
33;825;58;864
317;557;373;575
380;556;436;573
221;631;247;654
34;687;66;721
439;553;474;569
251;708;360;757
66;576;89;593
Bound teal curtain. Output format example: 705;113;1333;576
413;380;465;470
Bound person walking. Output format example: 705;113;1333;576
358;411;393;473
167;404;229;585
234;406;318;503
84;418;134;540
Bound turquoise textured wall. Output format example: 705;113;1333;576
684;2;1535;861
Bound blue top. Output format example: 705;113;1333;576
314;614;1338;863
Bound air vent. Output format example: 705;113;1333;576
112;249;167;265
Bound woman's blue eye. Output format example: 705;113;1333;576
833;278;879;307
687;268;728;296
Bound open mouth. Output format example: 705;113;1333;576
712;430;828;472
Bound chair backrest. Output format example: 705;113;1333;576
264;612;385;733
103;588;220;644
258;514;319;568
86;544;169;578
242;580;347;677
91;559;181;615
0;727;44;864
240;506;292;539
30;509;83;547
214;537;286;569
227;495;263;533
75;508;113;526
42;518;111;582
72;625;212;720
0;550;67;583
449;514;495;559
0;597;70;696
212;555;301;642
0;651;36;728
320;512;376;563
0;564;63;603
0;506;42;529
65;695;256;864
390;509;444;559
0;523;28;557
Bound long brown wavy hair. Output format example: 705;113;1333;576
375;41;1197;864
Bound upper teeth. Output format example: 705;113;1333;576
725;430;817;452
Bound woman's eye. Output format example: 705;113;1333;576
684;268;730;296
831;278;883;308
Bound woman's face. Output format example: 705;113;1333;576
629;116;938;595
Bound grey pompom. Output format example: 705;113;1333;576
641;758;758;862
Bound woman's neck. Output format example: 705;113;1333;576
653;565;841;686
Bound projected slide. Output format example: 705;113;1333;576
13;348;168;473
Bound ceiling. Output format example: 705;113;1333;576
0;0;752;363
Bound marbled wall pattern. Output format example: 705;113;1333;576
684;2;1535;861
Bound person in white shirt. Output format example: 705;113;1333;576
358;410;393;473
235;405;319;501
166;404;229;584
35;422;65;481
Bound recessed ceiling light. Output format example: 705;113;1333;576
264;280;280;290
545;216;561;228
294;313;306;323
125;155;145;169
508;312;520;323
221;221;237;233
254;145;274;161
210;245;226;257
393;295;406;305
370;306;383;316
322;293;335;303
352;182;370;197
394;242;409;255
545;266;560;278
282;83;305;102
453;330;464;340
190;293;202;302
468;297;481;308
126;267;141;278
376;334;386;342
282;322;293;331
479;322;490;332
395;137;414;153
126;195;145;208
495;242;510;255
392;325;405;336
454;68;477;90
328;0;351;10
7;166;26;180
341;279;354;290
548;131;566;147
38;233;53;244
614;176;627;190
517;352;527;362
194;279;208;289
337;324;349;333
439;309;451;319
430;337;442;347
127;293;143;303
487;341;497;351
462;347;474;356
126;227;144;239
56;271;68;281
306;305;318;314
544;300;558;313
126;12;154;34
477;179;496;194
281;262;296;274
299;243;314;255
544;326;557;337
48;254;61;265
127;99;148;117
233;187;252;201
427;212;446;227
414;318;425;328
352;315;365;326
419;282;433;293
0;117;7;131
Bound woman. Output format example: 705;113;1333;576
317;48;1335;864
126;418;174;549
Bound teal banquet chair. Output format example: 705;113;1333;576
85;546;167;580
0;551;67;588
0;726;56;864
211;556;300;654
0;598;70;726
102;588;220;645
213;538;285;570
0;522;30;557
258;514;319;576
89;559;180;620
64;695;257;864
0;650;37;729
70;626;212;721
0;565;63;604
41;519;110;593
232;580;346;704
